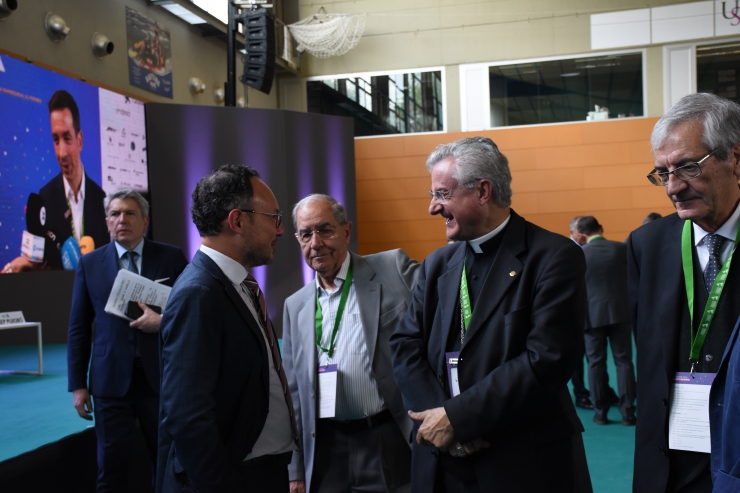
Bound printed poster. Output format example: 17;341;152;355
126;7;173;98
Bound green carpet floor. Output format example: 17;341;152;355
0;343;635;492
0;344;91;463
572;338;636;493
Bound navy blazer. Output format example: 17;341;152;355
709;315;740;491
66;240;188;397
390;210;590;492
39;173;110;267
157;250;272;493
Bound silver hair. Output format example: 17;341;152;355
569;215;582;232
104;189;149;218
425;136;512;207
652;92;740;161
292;194;347;229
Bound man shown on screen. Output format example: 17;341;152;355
1;89;109;273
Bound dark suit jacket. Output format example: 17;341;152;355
390;210;591;492
283;250;418;490
39;173;110;268
157;250;272;493
709;315;740;491
581;237;629;328
67;239;187;397
627;212;740;492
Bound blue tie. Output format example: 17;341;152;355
703;234;726;293
123;251;139;275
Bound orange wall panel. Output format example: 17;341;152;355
355;117;666;261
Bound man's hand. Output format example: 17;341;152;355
446;438;490;458
289;481;306;493
129;301;162;333
73;388;93;420
409;407;455;449
2;256;38;274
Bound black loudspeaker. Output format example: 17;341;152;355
239;9;275;95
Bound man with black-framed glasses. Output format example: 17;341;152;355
282;193;419;493
628;92;740;493
157;164;297;493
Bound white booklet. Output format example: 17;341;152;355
104;269;172;321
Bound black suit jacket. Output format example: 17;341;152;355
627;213;740;492
582;237;630;328
390;210;591;492
67;239;187;397
157;250;272;493
39;173;110;268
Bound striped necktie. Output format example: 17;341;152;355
242;273;299;446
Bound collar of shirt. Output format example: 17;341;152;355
693;200;740;247
315;252;351;294
62;168;86;204
467;214;511;254
199;244;249;286
114;237;145;259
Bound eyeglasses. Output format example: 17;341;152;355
295;225;338;244
429;185;464;203
240;209;282;228
646;150;717;186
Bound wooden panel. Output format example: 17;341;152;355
355;118;665;260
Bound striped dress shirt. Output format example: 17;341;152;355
316;254;385;420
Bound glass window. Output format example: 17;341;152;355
307;70;444;137
697;42;740;103
489;53;644;127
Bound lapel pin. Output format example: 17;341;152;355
509;271;516;277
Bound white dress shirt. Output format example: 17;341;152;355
199;245;296;459
692;200;740;270
62;169;86;242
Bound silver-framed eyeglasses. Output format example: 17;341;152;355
240;209;282;228
429;185;463;203
295;225;338;244
646;150;717;186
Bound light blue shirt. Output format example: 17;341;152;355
114;238;145;273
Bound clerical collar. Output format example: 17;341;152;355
467;214;511;254
692;199;740;247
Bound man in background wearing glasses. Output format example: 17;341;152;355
629;93;740;493
390;137;592;492
282;194;419;493
157;164;297;493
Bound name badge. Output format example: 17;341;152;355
668;372;716;453
446;351;461;397
318;364;338;418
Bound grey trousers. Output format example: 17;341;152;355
584;322;637;418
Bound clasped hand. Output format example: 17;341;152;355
408;407;489;458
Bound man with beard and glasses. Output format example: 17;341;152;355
157;164;298;493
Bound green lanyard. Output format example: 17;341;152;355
315;261;353;358
681;220;740;373
459;257;472;344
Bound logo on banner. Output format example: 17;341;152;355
722;1;740;25
145;73;160;89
